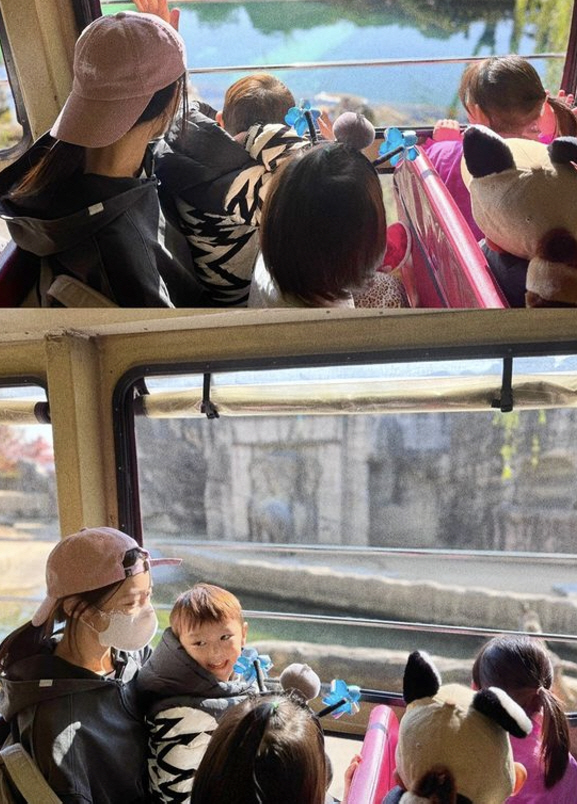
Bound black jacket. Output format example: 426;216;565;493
0;135;204;307
135;628;258;803
156;105;306;306
481;241;528;308
0;645;150;804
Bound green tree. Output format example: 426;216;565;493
512;0;573;87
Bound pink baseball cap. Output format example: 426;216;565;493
50;11;187;148
32;526;180;627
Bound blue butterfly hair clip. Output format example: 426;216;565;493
374;127;418;167
318;679;361;719
285;100;322;142
234;647;273;692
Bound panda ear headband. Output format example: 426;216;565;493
386;651;531;804
461;125;577;306
404;650;531;738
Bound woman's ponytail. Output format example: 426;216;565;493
539;685;570;788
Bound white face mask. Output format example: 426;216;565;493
96;605;158;652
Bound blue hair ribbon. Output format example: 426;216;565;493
374;127;418;167
234;647;273;692
319;679;361;719
285;100;322;142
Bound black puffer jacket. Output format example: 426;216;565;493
0;644;150;803
135;628;259;804
156;104;306;306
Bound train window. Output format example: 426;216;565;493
128;352;577;709
98;2;571;127
0;13;30;162
0;383;56;639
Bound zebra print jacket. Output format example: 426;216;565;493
135;628;259;804
155;104;307;306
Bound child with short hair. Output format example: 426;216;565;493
135;583;259;804
425;55;577;240
189;693;361;804
248;142;408;308
472;635;577;803
155;72;307;306
215;74;296;137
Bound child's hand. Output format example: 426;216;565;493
432;119;462;141
554;89;575;107
341;753;362;804
133;0;180;30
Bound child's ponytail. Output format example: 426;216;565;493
545;95;577;137
539;684;570;787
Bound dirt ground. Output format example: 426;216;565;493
326;735;362;801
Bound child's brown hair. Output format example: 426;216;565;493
170;583;244;638
189;693;327;804
459;56;577;137
260;142;387;306
472;634;570;789
222;73;295;136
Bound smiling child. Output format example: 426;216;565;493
135;583;258;803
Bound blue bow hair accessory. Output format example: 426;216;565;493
319;679;361;719
285;100;322;141
375;127;418;167
234;647;273;686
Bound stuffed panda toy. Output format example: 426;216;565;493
462;125;577;307
383;651;531;804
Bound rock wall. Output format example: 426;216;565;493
181;548;577;635
137;408;577;551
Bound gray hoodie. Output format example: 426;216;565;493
136;628;259;804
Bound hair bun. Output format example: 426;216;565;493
279;663;321;702
333;111;375;150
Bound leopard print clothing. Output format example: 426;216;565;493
352;271;409;308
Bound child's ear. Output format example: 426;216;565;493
467;103;490;127
511;762;527;796
241;621;248;645
216;110;225;128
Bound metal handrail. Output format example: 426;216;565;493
187;52;564;75
152;539;577;565
240;609;577;645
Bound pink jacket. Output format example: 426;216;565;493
509;718;577;803
422;139;484;242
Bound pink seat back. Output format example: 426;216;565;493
346;705;399;804
393;151;507;308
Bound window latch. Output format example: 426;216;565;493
201;373;220;419
491;356;514;413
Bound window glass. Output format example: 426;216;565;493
104;1;571;126
0;39;23;152
134;355;577;701
0;385;57;638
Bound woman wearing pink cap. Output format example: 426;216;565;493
0;11;204;307
0;527;172;803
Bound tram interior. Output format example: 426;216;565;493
2;311;577;799
0;0;576;798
